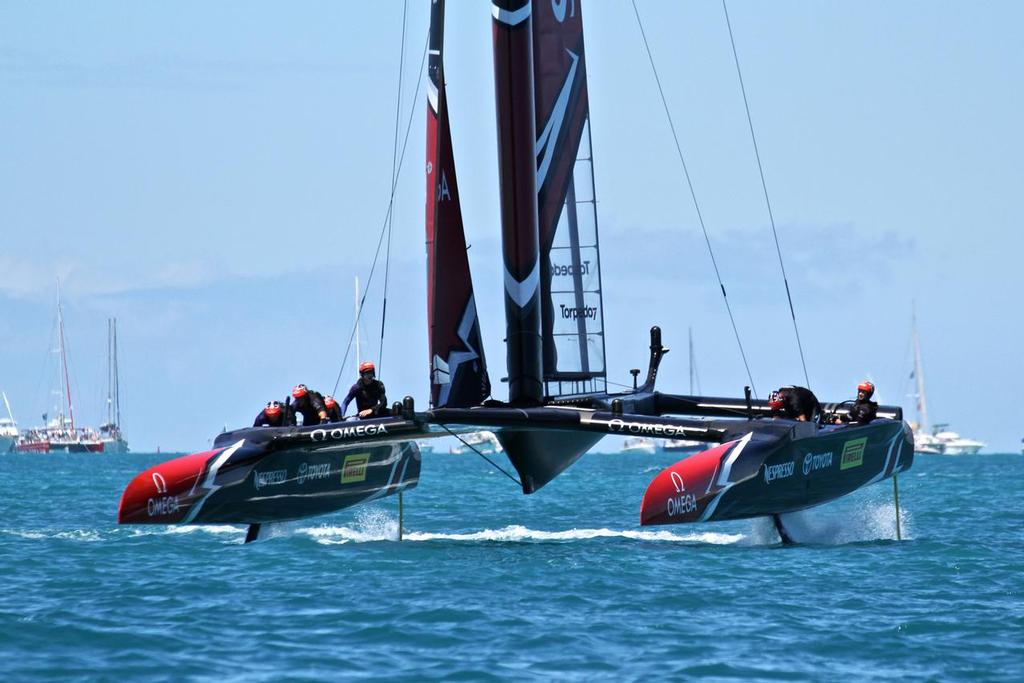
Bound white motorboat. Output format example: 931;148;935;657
450;431;503;455
663;438;703;454
622;437;657;455
930;427;984;455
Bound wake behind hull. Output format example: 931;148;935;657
640;420;913;526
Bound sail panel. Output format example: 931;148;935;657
425;0;490;408
532;2;607;394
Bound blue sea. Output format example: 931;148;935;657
1;450;1022;681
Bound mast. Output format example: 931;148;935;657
57;281;75;430
2;391;14;425
106;319;114;426
492;0;543;405
912;305;929;432
113;317;121;428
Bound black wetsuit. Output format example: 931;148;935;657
253;410;285;428
342;379;389;418
289;391;328;426
779;386;819;421
846;399;878;425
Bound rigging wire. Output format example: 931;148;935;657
722;0;810;389
332;31;430;397
440;424;523;488
378;0;409;377
630;0;758;397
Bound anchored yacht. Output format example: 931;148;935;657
909;309;983;455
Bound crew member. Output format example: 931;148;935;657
771;385;819;422
253;401;285;427
288;384;329;426
844;380;878;425
341;361;389;419
323;395;343;423
767;390;785;416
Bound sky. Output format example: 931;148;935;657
1;1;1021;452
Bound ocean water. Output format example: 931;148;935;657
1;450;1022;681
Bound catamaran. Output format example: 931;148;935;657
118;1;912;543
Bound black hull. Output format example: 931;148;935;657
119;419;420;526
641;419;913;525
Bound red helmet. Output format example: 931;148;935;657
768;390;784;410
265;401;282;418
292;384;308;399
324;396;337;409
358;361;375;375
857;381;875;399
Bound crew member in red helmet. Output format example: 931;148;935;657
769;386;818;422
288;383;329;426
253;400;286;427
323;395;343;423
341;361;389;419
842;381;878;425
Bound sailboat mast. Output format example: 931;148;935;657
106;319;113;426
912;307;929;432
492;0;543;405
2;391;14;424
113;317;121;428
57;283;75;430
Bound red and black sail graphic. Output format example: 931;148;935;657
532;0;606;396
425;0;490;409
492;0;544;405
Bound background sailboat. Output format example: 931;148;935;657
909;307;984;455
663;328;704;454
15;287;125;453
0;392;16;453
98;318;128;453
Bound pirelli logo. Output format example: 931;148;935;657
341;454;370;484
840;438;868;471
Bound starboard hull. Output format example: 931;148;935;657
640;420;913;526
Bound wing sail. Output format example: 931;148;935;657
426;0;491;408
532;0;607;397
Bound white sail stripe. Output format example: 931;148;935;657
434;295;483;407
535;50;579;190
491;2;531;26
504;259;540;308
427;81;439;114
182;439;245;523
